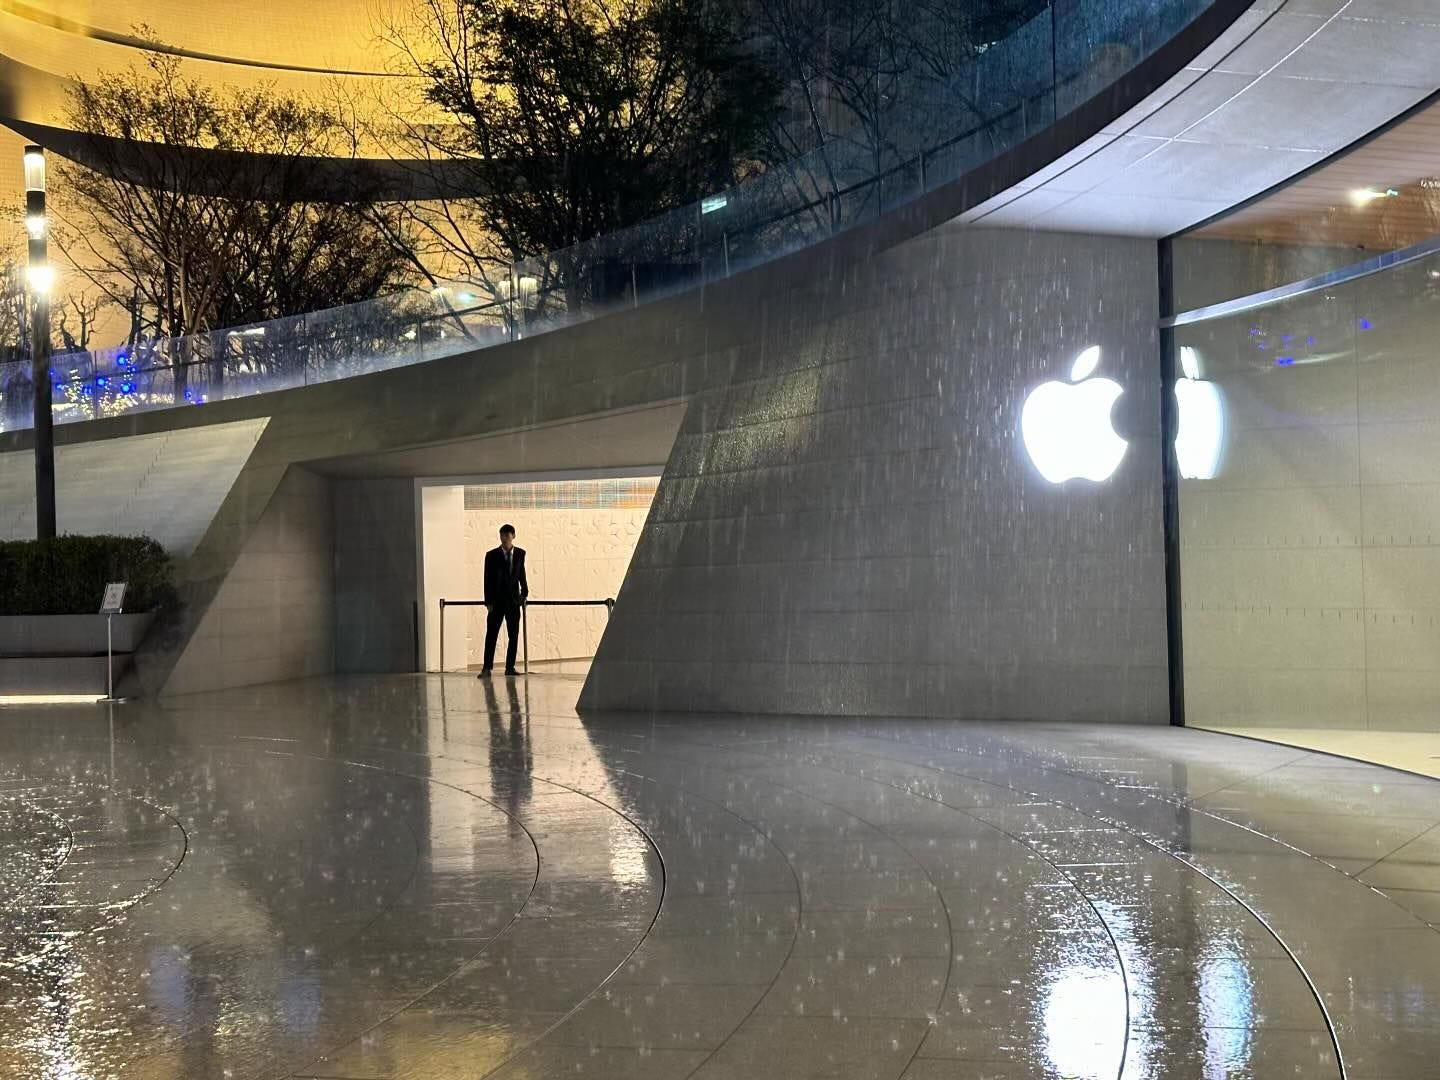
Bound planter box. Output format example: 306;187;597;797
0;612;157;657
0;655;124;695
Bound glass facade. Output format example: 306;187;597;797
1171;98;1440;312
1169;97;1440;757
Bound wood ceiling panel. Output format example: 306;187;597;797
1196;99;1440;251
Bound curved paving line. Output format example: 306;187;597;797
85;733;543;1080
149;741;433;967
390;741;802;1079
223;747;548;1080
591;757;844;1080
224;737;668;1080
256;748;429;958
382;730;809;1078
0;785;75;909
884;726;1440;1067
820;728;1349;1080
0;781;189;971
637;728;1134;1080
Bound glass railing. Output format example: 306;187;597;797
0;0;1219;434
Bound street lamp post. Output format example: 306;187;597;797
24;144;55;540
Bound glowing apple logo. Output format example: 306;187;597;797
1175;346;1223;480
1021;345;1127;484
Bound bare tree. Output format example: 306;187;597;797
0;260;25;367
0;220;112;426
53;292;107;354
52;40;414;400
380;0;782;311
749;0;1050;234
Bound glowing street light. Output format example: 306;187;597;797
24;144;56;539
25;264;54;293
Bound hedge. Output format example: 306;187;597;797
0;535;178;616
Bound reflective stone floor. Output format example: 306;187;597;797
1206;726;1440;781
2;675;1439;1079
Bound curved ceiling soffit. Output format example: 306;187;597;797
0;1;1253;211
0;115;496;202
833;0;1258;259
0;0;394;77
0;29;480;202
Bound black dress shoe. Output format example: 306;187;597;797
504;668;519;677
478;668;493;678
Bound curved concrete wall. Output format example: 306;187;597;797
71;219;1167;716
580;226;1167;721
0;3;1252;710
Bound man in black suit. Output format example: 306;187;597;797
480;523;528;677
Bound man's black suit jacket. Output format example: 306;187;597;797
484;546;529;611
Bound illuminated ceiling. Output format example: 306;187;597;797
1190;93;1440;251
960;0;1440;238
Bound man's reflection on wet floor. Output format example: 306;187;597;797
483;677;533;835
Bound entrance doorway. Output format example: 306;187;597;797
420;471;661;673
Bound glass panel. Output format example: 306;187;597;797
1173;98;1440;313
1;0;1232;433
1177;249;1440;738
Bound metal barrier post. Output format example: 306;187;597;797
434;598;609;677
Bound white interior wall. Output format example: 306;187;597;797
419;477;656;670
462;507;651;665
420;485;467;672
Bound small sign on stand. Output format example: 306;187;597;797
100;582;126;701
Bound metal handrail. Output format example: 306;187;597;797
437;596;615;675
1;0;1226;434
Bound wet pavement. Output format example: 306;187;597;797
0;675;1437;1078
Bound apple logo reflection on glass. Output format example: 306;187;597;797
1175;346;1223;480
1021;345;1127;484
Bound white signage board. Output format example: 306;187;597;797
99;582;127;616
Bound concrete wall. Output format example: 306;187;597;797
0;418;266;555
581;227;1169;722
165;466;333;695
12;225;1168;714
1178;252;1440;732
334;477;418;675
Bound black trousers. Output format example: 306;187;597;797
484;604;521;671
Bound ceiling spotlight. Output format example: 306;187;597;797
1350;187;1399;206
